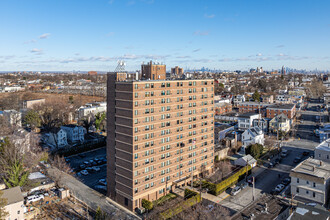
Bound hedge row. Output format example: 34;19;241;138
159;194;201;219
207;165;252;196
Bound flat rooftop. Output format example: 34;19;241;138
267;104;295;110
291;158;330;179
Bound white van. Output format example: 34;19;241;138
26;194;44;204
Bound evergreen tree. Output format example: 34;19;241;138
252;90;261;102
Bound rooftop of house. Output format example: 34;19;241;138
291;158;330;179
231;195;289;220
238;112;260;118
240;154;257;165
287;203;330;220
1;186;24;205
316;139;330;152
246;127;263;137
273;113;289;122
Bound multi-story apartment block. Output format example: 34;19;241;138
215;102;232;115
266;104;296;119
107;73;215;211
141;60;166;80
171;66;183;76
237;102;271;115
237;112;261;130
22;98;45;109
290;158;330;205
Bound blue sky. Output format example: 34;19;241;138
0;0;329;71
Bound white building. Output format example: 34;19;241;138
78;102;106;119
45;128;68;149
241;127;264;148
315;140;330;163
233;154;257;168
61;125;85;143
233;95;245;106
2;186;25;220
3;110;22;127
0;86;24;93
237;112;261;130
290;158;330;205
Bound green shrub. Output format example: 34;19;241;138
142;199;153;210
215;155;219;162
208;165;252;196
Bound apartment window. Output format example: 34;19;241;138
306;180;309;184
313;182;316;187
146;83;150;88
135;84;138;89
134;119;138;124
296;188;299;193
135;101;138;107
135;127;138;133
313;192;315;197
135;93;138;98
125;198;128;206
134;162;138;168
306;190;309;194
135;110;138;115
161;83;165;87
134;153;138;159
297;178;299;183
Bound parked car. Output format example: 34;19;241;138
94;185;107;191
294;157;302;163
80;170;89;175
303;151;310;156
26;194;44;204
86;167;93;172
92;161;98;166
99;179;107;186
83;161;90;166
79;164;86;170
275;184;285;192
281;177;291;186
280;151;287;158
240;182;248;189
231;186;241;196
274;158;281;164
92;167;100;172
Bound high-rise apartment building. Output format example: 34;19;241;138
171;66;184;76
107;73;215;211
141;60;166;80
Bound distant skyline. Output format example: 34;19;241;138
0;0;330;71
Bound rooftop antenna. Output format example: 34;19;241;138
114;60;126;72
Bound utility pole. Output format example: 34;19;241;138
252;176;255;201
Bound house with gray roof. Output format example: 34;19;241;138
1;186;24;220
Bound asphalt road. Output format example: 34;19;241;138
66;147;107;194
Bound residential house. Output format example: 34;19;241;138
2;186;24;220
10;128;31;154
237;112;260;130
241;127;265;149
61;125;85;143
269;114;291;133
2;110;22;127
234;154;257;168
266;104;296;119
315;140;330;163
252;118;268;133
78;102;106;119
290;158;330;205
233;95;245;106
45;128;68;149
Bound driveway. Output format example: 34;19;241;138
47;167;139;220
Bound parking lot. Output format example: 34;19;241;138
65;147;107;194
220;145;313;212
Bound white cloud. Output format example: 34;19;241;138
193;31;209;36
256;53;262;56
30;48;43;55
204;14;215;18
39;33;51;39
24;39;37;44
